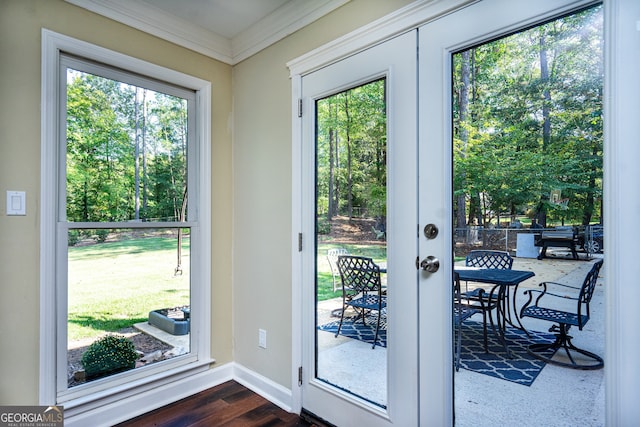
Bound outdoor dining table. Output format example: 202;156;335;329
454;267;535;358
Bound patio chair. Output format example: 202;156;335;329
327;248;349;292
465;250;514;270
453;272;481;371
519;259;604;369
336;255;386;349
460;250;514;351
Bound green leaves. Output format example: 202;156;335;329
66;71;187;223
81;334;138;378
453;5;603;225
316;79;387;220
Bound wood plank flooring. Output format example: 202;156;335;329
115;380;314;427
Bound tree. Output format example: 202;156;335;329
66;71;188;224
452;5;603;228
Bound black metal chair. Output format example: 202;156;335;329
519;259;603;369
453;272;481;371
460;250;514;351
465;250;514;270
336;255;386;349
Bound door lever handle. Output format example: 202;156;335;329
420;256;440;273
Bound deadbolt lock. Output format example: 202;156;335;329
423;223;438;239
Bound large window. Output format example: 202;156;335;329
41;31;211;411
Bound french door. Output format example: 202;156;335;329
299;31;426;426
298;1;597;426
417;0;601;423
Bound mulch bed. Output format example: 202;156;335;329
67;327;174;387
322;215;386;245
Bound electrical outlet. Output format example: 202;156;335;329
258;329;267;349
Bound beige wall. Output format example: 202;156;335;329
0;0;414;407
231;0;413;389
0;0;233;404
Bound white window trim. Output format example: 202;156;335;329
40;29;212;416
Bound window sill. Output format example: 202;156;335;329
60;357;215;417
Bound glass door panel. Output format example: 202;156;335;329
300;30;419;426
315;78;388;407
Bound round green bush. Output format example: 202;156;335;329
81;334;139;378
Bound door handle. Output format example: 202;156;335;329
420;256;440;273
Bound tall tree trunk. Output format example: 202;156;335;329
536;33;552;227
328;127;335;221
582;146;598;225
456;49;472;230
134;88;140;221
344;93;353;219
141;90;148;218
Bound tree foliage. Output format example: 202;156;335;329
66;71;187;223
316;79;387;222
453;5;603;227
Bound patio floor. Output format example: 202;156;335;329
455;254;605;426
317;252;605;426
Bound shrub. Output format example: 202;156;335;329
81;334;139;378
94;229;109;243
317;217;331;235
68;230;80;246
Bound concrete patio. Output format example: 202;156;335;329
316;252;605;426
455;254;605;426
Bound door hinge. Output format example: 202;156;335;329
298;99;303;117
298;366;303;386
298;233;303;252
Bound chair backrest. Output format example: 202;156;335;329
337;255;381;295
327;248;348;272
579;259;603;306
465;250;513;270
328;248;348;260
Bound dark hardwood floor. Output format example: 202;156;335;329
115;380;315;427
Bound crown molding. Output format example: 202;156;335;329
65;0;349;65
231;0;349;64
287;0;479;77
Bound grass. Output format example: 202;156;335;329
316;243;386;301
68;236;190;342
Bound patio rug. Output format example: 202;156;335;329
459;321;557;386
318;318;557;386
318;315;387;348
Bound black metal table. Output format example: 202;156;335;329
454;267;535;357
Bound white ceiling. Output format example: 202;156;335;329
66;0;349;64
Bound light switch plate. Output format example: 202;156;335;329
258;329;267;349
6;191;26;215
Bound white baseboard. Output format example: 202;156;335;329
64;362;294;426
232;363;295;412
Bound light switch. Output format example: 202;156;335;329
6;191;26;215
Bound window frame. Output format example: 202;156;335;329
40;29;212;411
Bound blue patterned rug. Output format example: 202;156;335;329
459;321;556;386
318;316;387;348
318;318;556;386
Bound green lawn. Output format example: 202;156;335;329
68;236;190;342
316;243;386;301
67;237;382;341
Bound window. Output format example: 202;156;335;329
41;30;211;411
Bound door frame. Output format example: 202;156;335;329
289;0;633;424
416;0;603;421
288;1;477;416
